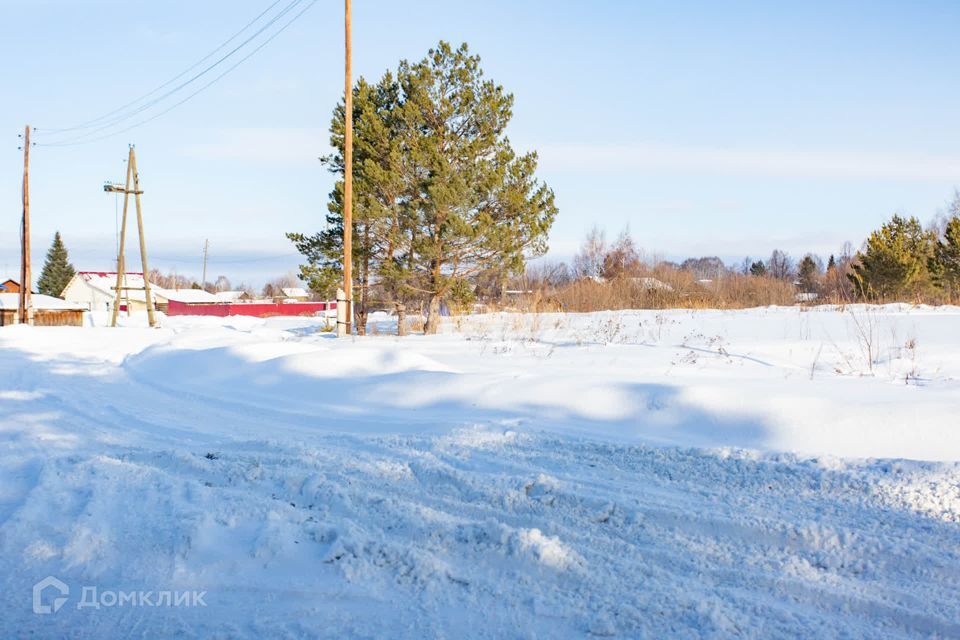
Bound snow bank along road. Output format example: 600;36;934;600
1;306;959;638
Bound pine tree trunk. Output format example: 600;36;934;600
356;308;367;335
424;294;442;334
395;302;407;336
355;280;366;335
424;255;443;335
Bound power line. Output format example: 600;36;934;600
38;0;287;135
76;252;301;271
153;252;301;265
38;0;304;145
38;0;315;147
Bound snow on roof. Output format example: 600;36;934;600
281;287;309;298
69;272;217;303
629;277;674;291
0;293;83;311
213;290;246;302
162;288;218;304
73;271;148;300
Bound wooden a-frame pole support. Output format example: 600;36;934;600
107;146;156;328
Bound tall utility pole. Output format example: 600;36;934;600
338;0;354;337
202;239;209;290
105;145;156;328
18;125;33;325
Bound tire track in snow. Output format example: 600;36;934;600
25;424;952;638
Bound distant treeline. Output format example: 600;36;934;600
505;189;960;312
147;270;300;300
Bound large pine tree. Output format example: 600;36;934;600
401;43;557;333
289;41;557;335
37;231;76;297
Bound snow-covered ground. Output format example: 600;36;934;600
1;306;959;638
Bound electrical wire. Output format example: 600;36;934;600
150;252;300;265
38;0;303;145
37;0;287;135
38;0;315;147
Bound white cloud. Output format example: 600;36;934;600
534;143;960;182
184;134;960;182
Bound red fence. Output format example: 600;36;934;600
166;300;336;318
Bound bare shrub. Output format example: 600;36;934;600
546;266;795;312
848;308;879;375
408;315;426;333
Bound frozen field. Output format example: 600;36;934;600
1;305;959;638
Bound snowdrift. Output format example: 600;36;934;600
1;306;959;638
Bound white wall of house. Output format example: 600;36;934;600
61;278;114;312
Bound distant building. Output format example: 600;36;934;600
0;279;20;294
628;277;673;292
161;288;220;305
63;272;145;312
213;290;250;303
0;293;84;326
61;272;218;313
281;287;310;301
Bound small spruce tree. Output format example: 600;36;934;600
37;231;76;297
796;255;822;294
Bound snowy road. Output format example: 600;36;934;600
2;308;959;638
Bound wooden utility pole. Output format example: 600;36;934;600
130;149;156;327
18;125;33;325
202;239;209;290
106;146;156;328
109;155;133;327
338;0;353;337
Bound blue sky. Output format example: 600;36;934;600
3;0;960;286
